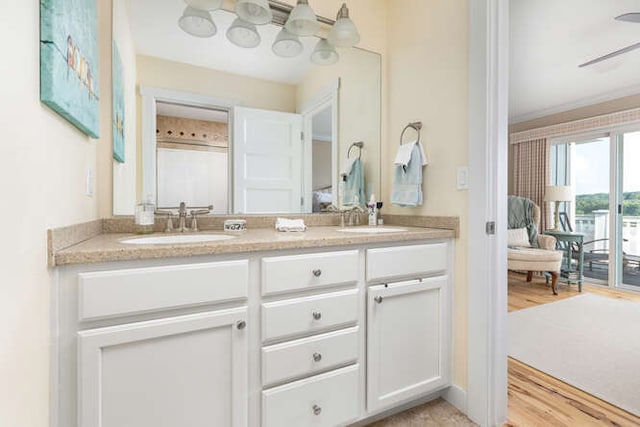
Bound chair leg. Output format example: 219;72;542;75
549;271;559;295
526;271;533;282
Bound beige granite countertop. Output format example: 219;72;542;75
51;225;455;266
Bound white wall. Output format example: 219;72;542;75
0;1;111;425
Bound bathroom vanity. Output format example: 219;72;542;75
50;224;455;427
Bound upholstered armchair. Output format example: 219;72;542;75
507;198;563;294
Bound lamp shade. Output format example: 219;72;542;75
179;7;217;38
544;185;574;202
184;0;223;11
327;3;360;48
226;18;261;48
285;0;320;37
235;0;273;25
272;28;303;57
311;39;339;65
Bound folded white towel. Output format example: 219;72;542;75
394;140;428;168
275;217;307;232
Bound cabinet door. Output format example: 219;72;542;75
78;307;248;427
367;277;450;412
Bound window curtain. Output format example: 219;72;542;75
512;138;550;232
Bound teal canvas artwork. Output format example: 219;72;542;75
112;42;125;163
40;0;99;138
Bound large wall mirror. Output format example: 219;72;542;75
112;0;381;215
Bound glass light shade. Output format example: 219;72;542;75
327;4;360;48
184;0;223;11
272;28;303;57
179;7;217;38
236;0;273;25
311;39;339;65
226;18;261;48
285;0;320;37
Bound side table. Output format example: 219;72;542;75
544;230;584;292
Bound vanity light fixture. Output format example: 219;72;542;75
235;0;273;25
179;6;217;38
177;0;360;65
311;38;339;65
284;0;320;37
226;17;261;48
272;28;304;57
327;3;360;48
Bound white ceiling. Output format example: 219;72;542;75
125;0;317;84
510;0;640;123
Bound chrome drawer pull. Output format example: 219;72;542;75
374;296;383;304
312;352;322;362
236;320;246;330
312;269;322;277
312;404;322;416
312;311;322;320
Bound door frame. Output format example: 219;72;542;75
139;86;236;210
467;0;509;425
299;79;340;212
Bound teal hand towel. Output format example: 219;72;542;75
342;158;366;206
391;143;425;207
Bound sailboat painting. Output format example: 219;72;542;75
40;0;99;138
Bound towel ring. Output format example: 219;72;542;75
348;141;364;159
400;121;422;145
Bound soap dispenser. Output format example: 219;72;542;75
135;195;156;234
368;194;377;226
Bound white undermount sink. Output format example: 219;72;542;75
336;227;408;234
121;234;236;245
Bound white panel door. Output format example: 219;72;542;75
367;277;450;412
78;307;248;427
234;106;303;213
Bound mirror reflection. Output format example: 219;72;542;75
112;0;381;215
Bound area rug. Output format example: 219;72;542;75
508;293;640;417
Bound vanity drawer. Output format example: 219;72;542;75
262;289;358;342
262;327;359;387
367;243;447;283
262;364;359;427
262;250;358;296
78;260;249;321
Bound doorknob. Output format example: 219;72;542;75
374;296;383;304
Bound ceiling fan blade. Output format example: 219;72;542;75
615;13;640;23
579;41;640;67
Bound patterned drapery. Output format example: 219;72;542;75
512;138;550;232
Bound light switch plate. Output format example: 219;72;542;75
456;166;469;190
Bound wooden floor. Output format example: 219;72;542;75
506;272;640;427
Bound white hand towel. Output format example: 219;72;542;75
394;140;428;167
275;217;307;232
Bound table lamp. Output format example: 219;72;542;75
544;185;574;231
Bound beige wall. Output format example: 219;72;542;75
508;94;640;193
0;1;113;425
385;0;470;388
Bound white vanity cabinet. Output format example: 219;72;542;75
54;259;250;427
366;244;452;413
53;239;454;427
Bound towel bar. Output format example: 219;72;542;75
400;121;422;145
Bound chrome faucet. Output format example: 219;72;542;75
323;204;365;227
347;205;366;226
156;202;213;232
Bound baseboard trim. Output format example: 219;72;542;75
442;384;467;414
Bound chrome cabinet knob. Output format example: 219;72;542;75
312;404;322;416
236;320;246;330
312;269;322;277
374;296;383;304
312;311;322;320
312;352;322;362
